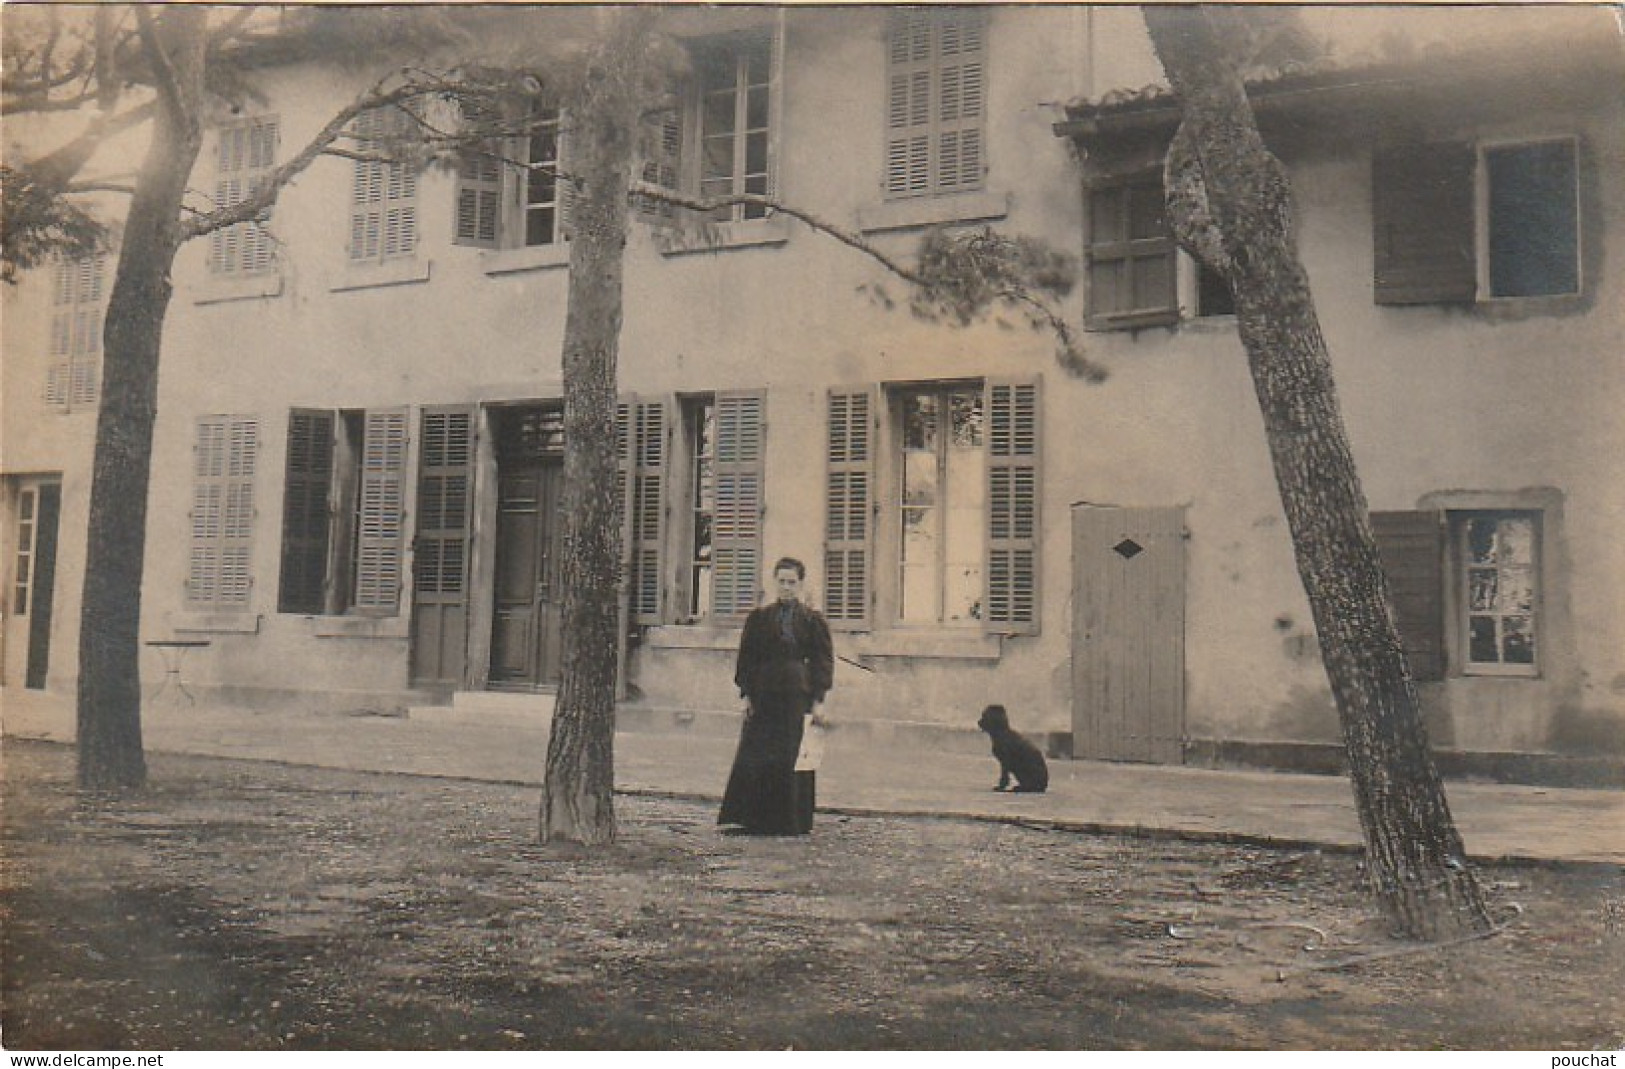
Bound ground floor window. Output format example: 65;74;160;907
277;408;407;615
1455;510;1539;675
1372;505;1545;680
825;378;1039;634
896;383;985;624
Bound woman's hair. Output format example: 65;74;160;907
772;556;806;580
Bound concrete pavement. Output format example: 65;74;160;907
4;687;1621;866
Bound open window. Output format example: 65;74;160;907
277;408;408;616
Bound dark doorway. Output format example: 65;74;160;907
25;483;62;690
488;408;566;690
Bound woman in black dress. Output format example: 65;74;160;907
718;557;834;836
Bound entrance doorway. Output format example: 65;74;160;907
488;408;566;690
1071;504;1186;763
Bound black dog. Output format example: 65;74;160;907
977;704;1049;793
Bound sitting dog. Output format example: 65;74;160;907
977;704;1049;794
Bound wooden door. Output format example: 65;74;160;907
489;460;564;689
1071;504;1185;763
410;408;476;687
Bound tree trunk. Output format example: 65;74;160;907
77;10;208;791
539;14;646;845
1143;6;1491;940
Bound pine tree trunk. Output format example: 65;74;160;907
539;15;646;845
1144;7;1491;940
77;11;207;791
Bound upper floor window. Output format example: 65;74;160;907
209;117;279;276
46;253;106;411
1085;171;1232;329
1373;137;1580;304
454;106;570;249
885;7;987;199
348;105;419;263
621;391;765;626
645;25;780;223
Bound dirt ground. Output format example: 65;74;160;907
2;739;1621;1051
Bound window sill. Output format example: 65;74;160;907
1085;310;1179;333
330;258;432;293
643;625;741;652
480;243;571;277
194;272;283;305
654;214;791;257
847;629;1004;662
170;611;261;635
310;616;409;640
857;188;1010;235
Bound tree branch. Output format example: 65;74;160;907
628;184;930;286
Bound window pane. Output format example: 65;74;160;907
1468;615;1498;663
1487;142;1578;298
702;136;735;183
526;207;556;248
903;393;938;451
1091;188;1125;244
703;89;737;138
746;132;769;178
1502;617;1536;664
747;86;770;130
1466;517;1497;563
1128;182;1167;240
1498;518;1535;565
1134;251;1175;311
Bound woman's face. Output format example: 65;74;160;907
773;567;803;603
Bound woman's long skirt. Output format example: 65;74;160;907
718;692;810;835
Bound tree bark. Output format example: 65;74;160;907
1143;6;1491;940
539;13;647;845
77;8;208;790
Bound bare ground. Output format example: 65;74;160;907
2;738;1621;1051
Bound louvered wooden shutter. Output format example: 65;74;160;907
47;255;103;410
189;416;258;607
278;410;335;614
1371;510;1446;681
555;119;575;239
1372;142;1476;305
935;9;986;193
211;118;278;274
824;386;876;629
627;398;670;624
886;8;986;197
711;390;765;624
985;378;1039;634
616;397;635;578
353;408;408;613
637;106;683;219
411;406;476;683
350;107;417;262
454;148;502;248
1087;174;1177;328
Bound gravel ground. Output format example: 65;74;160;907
3;738;1621;1050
